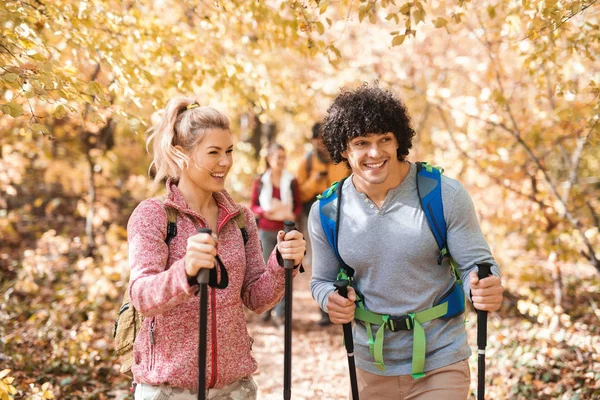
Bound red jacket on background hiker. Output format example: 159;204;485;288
127;179;295;390
249;175;303;232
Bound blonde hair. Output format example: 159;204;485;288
146;96;230;182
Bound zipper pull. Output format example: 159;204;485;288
150;319;155;345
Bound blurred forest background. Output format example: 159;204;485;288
1;0;599;399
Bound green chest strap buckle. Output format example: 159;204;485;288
355;300;449;379
338;267;459;379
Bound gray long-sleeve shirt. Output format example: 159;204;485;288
309;162;500;376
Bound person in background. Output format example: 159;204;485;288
128;97;306;399
296;122;349;326
250;143;303;323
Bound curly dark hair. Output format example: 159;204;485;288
322;83;416;167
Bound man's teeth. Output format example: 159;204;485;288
365;161;384;169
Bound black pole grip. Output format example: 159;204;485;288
196;228;212;285
334;280;354;353
283;220;295;270
477;263;492;281
476;262;492;349
334;279;349;298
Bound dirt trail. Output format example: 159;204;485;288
246;267;350;399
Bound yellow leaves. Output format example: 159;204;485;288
0;369;17;400
53;104;67;119
399;2;412;16
325;44;341;62
319;0;328;15
41;383;54;399
29;123;51;137
314;21;325;35
385;13;399;24
27;382;54;400
86;82;104;97
392;34;405;46
2;73;19;83
41;62;53;73
358;2;375;23
412;9;425;25
0;102;24;118
451;12;464;24
434;17;448;28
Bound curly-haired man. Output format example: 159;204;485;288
309;83;503;399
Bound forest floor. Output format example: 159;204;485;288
2;254;600;399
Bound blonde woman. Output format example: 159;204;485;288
128;97;306;399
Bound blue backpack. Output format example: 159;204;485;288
318;162;465;379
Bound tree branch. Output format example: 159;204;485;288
521;0;599;40
437;106;546;205
561;133;588;205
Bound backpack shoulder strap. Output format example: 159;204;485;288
233;206;249;246
318;177;354;278
416;162;448;265
158;195;178;245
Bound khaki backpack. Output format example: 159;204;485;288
113;199;248;377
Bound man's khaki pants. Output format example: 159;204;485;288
355;359;471;400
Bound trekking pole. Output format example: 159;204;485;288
477;263;492;400
333;280;359;400
196;227;212;400
283;220;295;400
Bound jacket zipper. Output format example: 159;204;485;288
203;207;237;388
208;288;218;388
149;317;156;370
216;208;239;233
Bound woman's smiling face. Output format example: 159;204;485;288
183;128;234;192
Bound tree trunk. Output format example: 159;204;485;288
549;252;563;310
249;115;263;160
85;152;96;257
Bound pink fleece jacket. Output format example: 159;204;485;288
127;180;294;390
